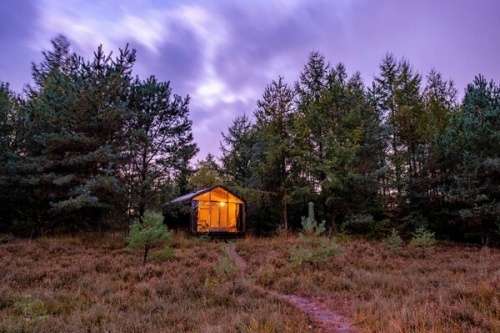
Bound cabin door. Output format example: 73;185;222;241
219;202;228;229
209;202;219;230
209;202;229;231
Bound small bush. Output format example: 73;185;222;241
290;237;343;267
215;244;241;287
126;211;172;265
150;246;175;263
386;228;404;255
341;215;389;239
410;226;436;258
290;215;342;268
299;216;325;238
13;295;49;322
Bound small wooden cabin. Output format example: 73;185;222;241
163;185;245;236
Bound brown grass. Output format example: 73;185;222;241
0;233;311;332
237;235;500;333
2;233;499;332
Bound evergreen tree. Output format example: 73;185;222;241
126;211;172;265
318;66;365;222
0;82;24;232
293;53;378;226
293;51;331;207
124;76;198;219
28;34;78;98
21;38;136;232
437;75;500;244
371;54;424;219
253;76;295;230
219;113;256;187
189;153;222;190
413;70;458;226
343;72;385;219
422;69;458;138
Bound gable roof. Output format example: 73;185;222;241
167;185;244;205
169;187;213;204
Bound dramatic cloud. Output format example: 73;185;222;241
1;0;500;161
0;0;39;92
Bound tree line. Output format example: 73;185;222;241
0;35;197;235
212;51;498;244
1;37;499;244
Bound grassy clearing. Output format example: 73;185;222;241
237;235;500;332
0;233;310;332
1;233;499;332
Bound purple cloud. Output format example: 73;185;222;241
0;0;39;93
1;0;499;161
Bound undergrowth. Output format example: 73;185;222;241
237;235;500;332
2;232;499;332
0;233;310;332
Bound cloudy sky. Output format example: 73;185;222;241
1;0;499;161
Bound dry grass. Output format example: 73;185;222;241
0;233;311;332
236;235;500;333
2;233;499;332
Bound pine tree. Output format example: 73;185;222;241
29;34;75;94
126;211;172;265
124;76;198;218
293;51;331;206
413;70;458;226
219;113;256;187
0;82;24;232
343;72;385;218
293;54;377;225
437;75;500;244
371;54;424;219
253;76;295;230
189;154;222;190
22;38;136;232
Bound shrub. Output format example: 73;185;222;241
214;244;241;287
410;226;436;258
290;237;342;267
150;246;175;263
126;212;172;265
386;228;404;255
13;295;49;322
341;215;389;239
290;214;342;268
299;216;325;238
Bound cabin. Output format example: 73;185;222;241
163;185;245;236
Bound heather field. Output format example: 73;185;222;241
1;233;499;332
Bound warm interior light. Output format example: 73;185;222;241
220;201;225;207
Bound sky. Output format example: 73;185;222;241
1;0;500;162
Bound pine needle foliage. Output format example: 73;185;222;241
290;215;342;268
299;216;325;239
386;228;404;255
126;211;172;265
410;226;436;258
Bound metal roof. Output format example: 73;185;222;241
166;185;244;205
169;187;214;203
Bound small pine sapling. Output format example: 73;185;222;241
386;228;404;255
410;226;436;258
299;216;326;239
126;211;172;265
290;202;342;267
299;201;325;238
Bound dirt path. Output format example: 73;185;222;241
226;245;358;333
